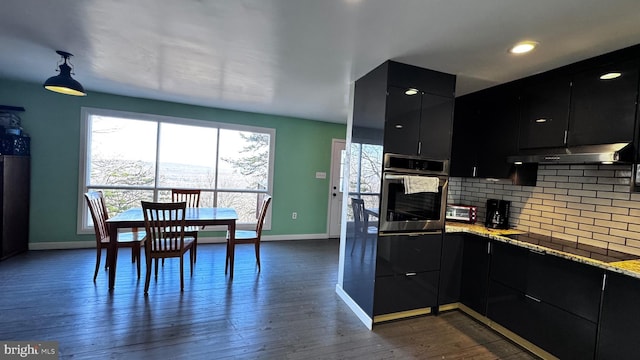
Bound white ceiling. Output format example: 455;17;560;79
2;0;640;124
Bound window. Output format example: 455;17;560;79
78;108;275;233
348;142;382;218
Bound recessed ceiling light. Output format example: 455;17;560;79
405;88;419;95
510;41;538;54
600;72;622;80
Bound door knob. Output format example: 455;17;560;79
332;193;337;197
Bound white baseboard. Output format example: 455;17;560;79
28;233;332;250
335;284;373;330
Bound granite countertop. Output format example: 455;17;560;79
446;222;640;279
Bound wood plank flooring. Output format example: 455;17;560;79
0;239;538;359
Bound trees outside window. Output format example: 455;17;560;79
79;108;274;232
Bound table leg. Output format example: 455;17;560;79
108;223;119;290
229;220;236;278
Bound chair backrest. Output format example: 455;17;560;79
171;189;201;207
255;196;272;235
351;198;365;232
141;201;187;254
84;191;110;244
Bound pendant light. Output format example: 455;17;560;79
43;50;87;96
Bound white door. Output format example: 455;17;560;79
328;139;346;237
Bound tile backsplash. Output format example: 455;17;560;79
447;164;640;256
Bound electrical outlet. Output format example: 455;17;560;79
292;212;298;220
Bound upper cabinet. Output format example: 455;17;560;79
384;87;455;159
352;60;456;159
568;58;639;146
518;74;571;149
518;49;640;151
451;83;537;184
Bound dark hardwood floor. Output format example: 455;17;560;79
0;239;537;359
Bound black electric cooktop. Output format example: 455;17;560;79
505;232;638;263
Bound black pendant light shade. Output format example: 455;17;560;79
43;50;87;96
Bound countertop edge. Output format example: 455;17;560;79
446;224;640;279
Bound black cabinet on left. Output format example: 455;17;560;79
0;156;30;260
384;86;455;159
352;60;456;158
374;233;442;316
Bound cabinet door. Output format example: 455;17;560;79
474;85;520;179
489;240;528;293
374;271;440;315
450;93;480;177
597;272;640;358
527;251;603;323
518;75;571;149
418;93;454;159
439;234;463;305
376;233;442;275
487;280;597;360
568;59;639;146
460;234;490;315
1;156;30;260
384;86;421;155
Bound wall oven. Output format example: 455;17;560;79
379;153;449;233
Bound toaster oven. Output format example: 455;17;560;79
445;204;478;224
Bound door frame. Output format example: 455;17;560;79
327;138;346;238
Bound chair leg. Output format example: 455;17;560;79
225;240;230;274
350;233;358;255
180;255;184;291
190;249;194;276
193;233;198;263
94;247;102;282
144;256;152;295
134;245;141;279
155;258;159;279
255;241;261;272
131;247;136;263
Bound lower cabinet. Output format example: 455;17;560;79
487;240;600;359
459;234;490;315
439;234;463;305
488;280;598;360
597;272;640;359
374;271;440;315
374;233;442;316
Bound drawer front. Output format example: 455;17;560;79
377;234;442;274
488;280;597;360
527;251;603;322
489;241;528;292
374;271;439;315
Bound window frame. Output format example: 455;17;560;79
77;107;275;234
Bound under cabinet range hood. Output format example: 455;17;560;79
507;143;634;164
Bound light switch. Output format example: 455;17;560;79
315;172;327;179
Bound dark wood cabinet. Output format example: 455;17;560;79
439;234;463;305
488;279;598;360
384;81;455;158
451;84;524;180
518;75;571;149
597;272;640;359
568;58;640;146
487;241;600;359
459;234;490;315
374;233;442;316
0;156;30;260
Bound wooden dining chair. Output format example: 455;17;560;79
171;189;201;263
141;201;195;294
351;198;378;256
84;191;145;282
226;195;272;276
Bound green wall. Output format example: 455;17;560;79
0;78;346;245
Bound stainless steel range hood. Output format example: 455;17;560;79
507;143;634;164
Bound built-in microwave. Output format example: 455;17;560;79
379;154;449;234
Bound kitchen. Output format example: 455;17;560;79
337;44;640;359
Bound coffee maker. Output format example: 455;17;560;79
485;199;510;229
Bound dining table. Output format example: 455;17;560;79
105;206;238;290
